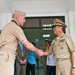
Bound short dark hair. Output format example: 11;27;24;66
45;39;49;43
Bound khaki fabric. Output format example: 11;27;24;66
0;51;15;75
65;34;75;52
48;33;75;59
52;19;67;28
56;59;71;75
0;21;27;75
48;33;75;75
13;10;26;17
1;21;27;53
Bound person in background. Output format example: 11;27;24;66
26;42;37;75
16;42;28;75
0;10;43;75
40;39;49;75
46;41;56;75
14;60;17;75
42;19;75;75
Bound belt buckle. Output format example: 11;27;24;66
57;58;62;62
56;58;59;62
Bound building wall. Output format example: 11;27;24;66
0;13;12;30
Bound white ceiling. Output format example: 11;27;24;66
0;0;13;13
0;0;75;13
14;0;67;1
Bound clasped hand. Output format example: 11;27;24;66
37;50;44;56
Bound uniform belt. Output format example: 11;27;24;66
56;58;69;62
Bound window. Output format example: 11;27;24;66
22;16;65;48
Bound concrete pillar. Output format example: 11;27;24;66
68;11;75;39
0;13;12;30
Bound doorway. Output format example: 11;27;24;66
22;16;65;75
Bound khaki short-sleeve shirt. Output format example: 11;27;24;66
1;21;27;53
48;33;75;59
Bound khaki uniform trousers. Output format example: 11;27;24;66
0;51;15;75
56;58;71;75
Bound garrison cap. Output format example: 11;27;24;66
13;10;26;17
52;19;67;28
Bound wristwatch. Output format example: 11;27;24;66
72;65;75;68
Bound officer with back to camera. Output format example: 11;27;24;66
0;10;43;75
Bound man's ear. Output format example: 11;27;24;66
15;15;19;20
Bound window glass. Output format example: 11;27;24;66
23;28;56;48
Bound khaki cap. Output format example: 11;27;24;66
52;19;67;28
13;10;26;17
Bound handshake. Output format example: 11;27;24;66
36;50;45;56
36;49;50;56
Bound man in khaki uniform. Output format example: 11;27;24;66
43;19;75;75
0;10;43;75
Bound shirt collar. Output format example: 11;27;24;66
56;33;64;40
11;20;18;25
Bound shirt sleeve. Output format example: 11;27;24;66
66;34;75;52
13;25;27;41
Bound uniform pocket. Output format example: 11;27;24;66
0;52;9;62
4;53;9;62
58;42;65;46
